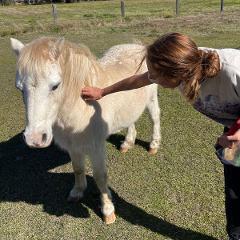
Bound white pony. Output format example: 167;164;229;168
10;37;161;224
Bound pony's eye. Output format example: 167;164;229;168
51;83;60;91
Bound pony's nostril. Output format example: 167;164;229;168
42;133;47;143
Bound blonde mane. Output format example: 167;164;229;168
18;37;102;103
58;40;102;102
17;37;55;85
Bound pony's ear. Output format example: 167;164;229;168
50;37;65;60
10;38;24;56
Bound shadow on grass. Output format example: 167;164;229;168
0;133;217;240
107;133;149;151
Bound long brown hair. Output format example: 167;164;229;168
147;32;220;102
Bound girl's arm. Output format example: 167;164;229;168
81;72;152;100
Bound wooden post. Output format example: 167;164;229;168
52;3;58;24
121;0;125;18
220;0;224;13
176;0;180;16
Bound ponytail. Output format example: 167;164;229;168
199;49;220;78
182;49;220;102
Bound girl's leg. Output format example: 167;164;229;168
224;164;240;238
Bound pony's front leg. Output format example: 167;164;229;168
68;152;87;202
89;148;116;224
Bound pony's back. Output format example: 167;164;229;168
98;44;147;86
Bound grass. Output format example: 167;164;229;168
1;0;240;239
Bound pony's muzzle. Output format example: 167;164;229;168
23;130;52;148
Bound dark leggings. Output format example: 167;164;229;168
224;164;240;234
218;127;240;234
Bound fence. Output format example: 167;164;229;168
175;0;225;15
0;0;226;15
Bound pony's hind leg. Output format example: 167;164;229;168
147;89;161;155
90;148;116;224
68;152;87;202
120;124;136;153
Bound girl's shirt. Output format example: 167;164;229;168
193;48;240;127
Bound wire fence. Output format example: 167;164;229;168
0;0;226;13
0;0;227;19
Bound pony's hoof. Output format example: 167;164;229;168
120;146;129;153
148;148;158;155
103;212;116;225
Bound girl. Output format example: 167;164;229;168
81;32;240;240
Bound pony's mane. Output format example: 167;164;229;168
18;37;102;103
58;39;101;102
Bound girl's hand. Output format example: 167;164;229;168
217;134;234;148
217;129;240;148
81;87;103;101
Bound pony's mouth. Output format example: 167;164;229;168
23;132;53;148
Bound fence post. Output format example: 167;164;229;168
120;0;125;18
176;0;180;16
52;2;58;24
220;0;224;13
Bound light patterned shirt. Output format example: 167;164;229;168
192;48;240;127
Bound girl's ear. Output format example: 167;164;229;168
10;38;25;56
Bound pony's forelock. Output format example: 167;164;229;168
17;37;101;103
17;37;55;83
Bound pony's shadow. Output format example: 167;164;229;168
0;133;218;240
107;133;149;151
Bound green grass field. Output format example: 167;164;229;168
1;0;240;239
